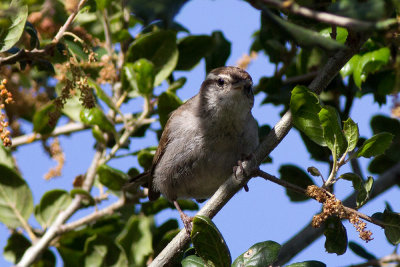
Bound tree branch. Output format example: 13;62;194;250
276;162;400;265
249;0;377;31
149;30;367;267
350;253;400;267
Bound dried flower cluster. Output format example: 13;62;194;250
0;79;13;147
43;137;65;180
97;54;118;84
236;51;258;70
306;185;373;242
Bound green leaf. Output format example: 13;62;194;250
340;55;360;77
97;164;130;191
324;217;347;255
32;103;58;135
61;94;83;122
279;165;314;202
0;164;33;228
261;8;344;51
353;47;391;88
88;79;119;114
176;35;214;70
137;149;154;170
124;59;155;95
182;255;207;267
0;0;28;52
318;106;347;157
127;30;178;86
4;233;55;265
348;241;376;260
70;188;95;206
167;77;187;92
116;215;153;266
290;86;325;147
35;189;72;229
80;107;115;133
141;197;198;215
286;261;326;267
232;241;281;267
343;118;359;152
157;91;182;128
382;209;400;245
191;215;231;267
0;146;15;169
84;234;128;267
205;31;231;73
339;173;373;208
320;27;348;44
356;132;394;158
307;167;322;177
95;0;112;10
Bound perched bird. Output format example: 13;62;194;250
125;66;259;232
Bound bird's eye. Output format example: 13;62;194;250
217;78;225;87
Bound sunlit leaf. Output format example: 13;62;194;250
356;132;393;158
343;118;359;152
232;241;281;267
0;0;28;52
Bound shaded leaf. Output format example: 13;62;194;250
35;189;72;229
176;35;214;70
0;164;33;228
70;188;95;206
0;0;28;52
157;91;182;128
232;241;281;267
348;241;376;260
191;215;231;267
32;103;58;135
279;165;314;202
181;255;206;267
167;77;187;92
287;261;326;267
324;217;347;255
290;86;325;147
116;215;153;266
307;167;322;177
340;173;373;208
127;30;178;86
205;31;231;73
97;164;130;191
88;79;119;113
137;149;154;170
356;132;393;158
343;118;359;152
261;8;344;51
382;209;400;245
84;234;128;267
320;27;348;44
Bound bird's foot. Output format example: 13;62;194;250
174;200;193;235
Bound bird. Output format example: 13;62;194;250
125;66;259;232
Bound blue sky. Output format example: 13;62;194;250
1;0;398;266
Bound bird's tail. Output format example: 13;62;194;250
123;171;150;191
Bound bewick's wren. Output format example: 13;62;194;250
126;66;259;231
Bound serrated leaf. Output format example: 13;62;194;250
158;91;182;128
0;0;28;52
353;47;391;88
279;165;314;202
32;103;58;135
205;31;231;73
382;209;400;245
176;35;214;71
182;255;207;267
340;55;360;77
232;241;281;267
324;217;347;255
287;261;326;267
97;164;130;191
318;106;347;157
35;189;71;229
191;215;231;267
343;118;359;152
348;241;376;260
127;30;178;86
116;215;153;266
80;107;115;133
261;8;344;51
0;164;33;228
290;86;325;147
84;234;128;267
356;132;394;158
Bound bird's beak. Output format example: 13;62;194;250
233;80;253;96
